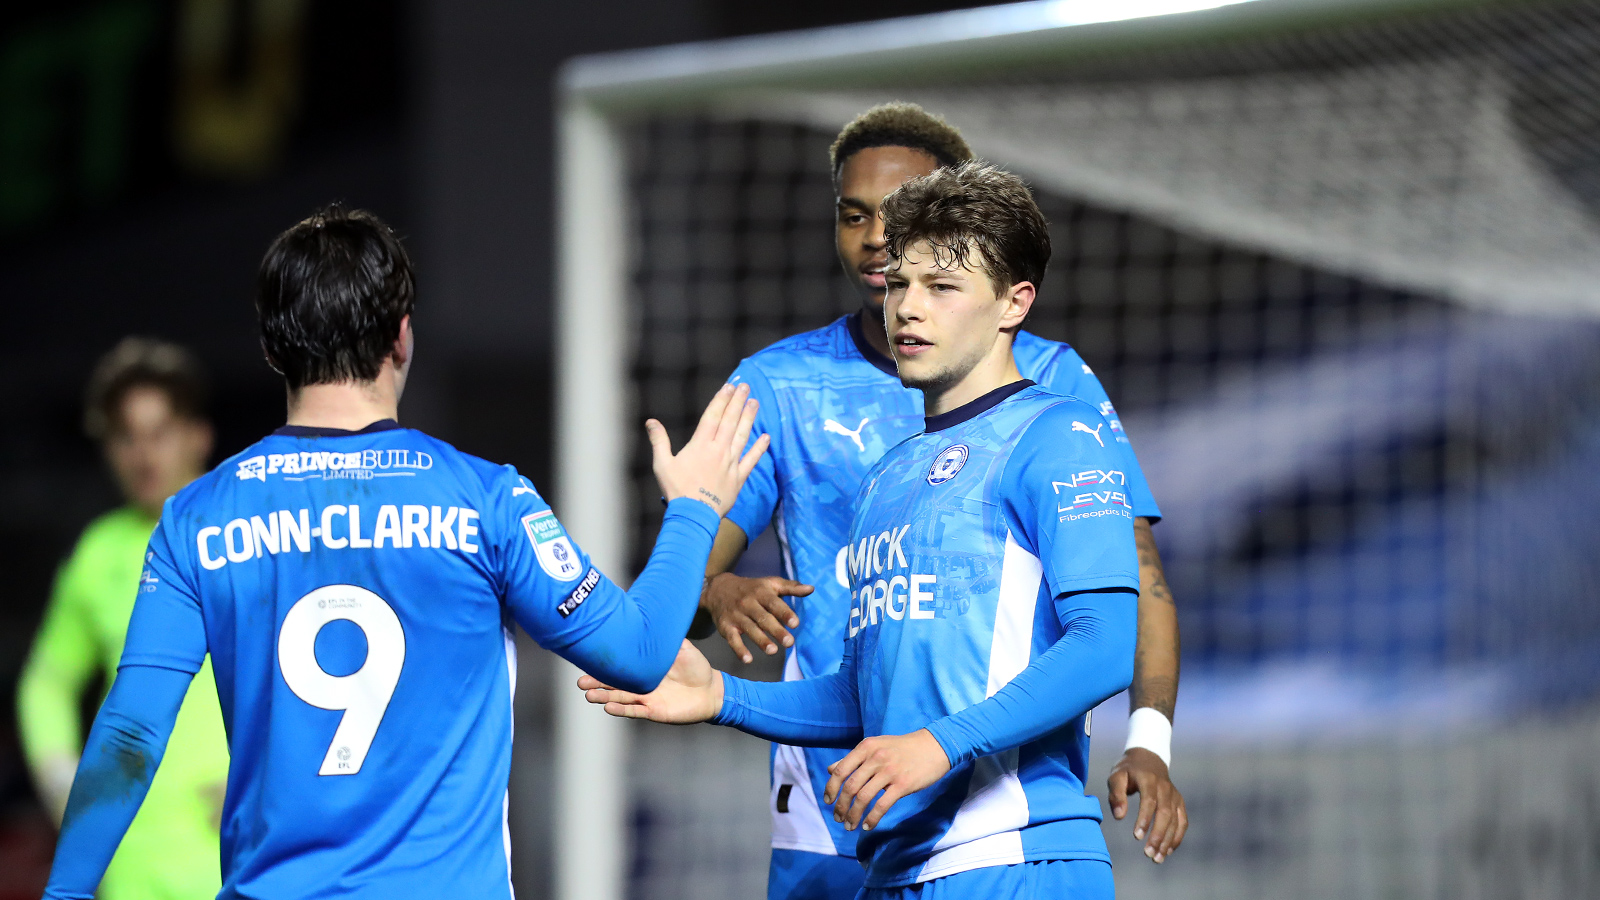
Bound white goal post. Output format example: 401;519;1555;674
551;1;1590;898
552;6;1287;898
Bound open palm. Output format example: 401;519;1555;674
578;640;723;724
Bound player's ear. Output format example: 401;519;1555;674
260;339;284;377
393;316;413;367
193;419;215;462
1000;281;1035;330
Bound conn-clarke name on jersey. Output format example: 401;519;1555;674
844;470;1132;638
194;504;481;570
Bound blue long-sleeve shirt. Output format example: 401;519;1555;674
720;384;1142;888
715;586;1133;762
45;422;718;899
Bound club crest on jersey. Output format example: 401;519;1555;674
522;511;583;580
927;444;970;485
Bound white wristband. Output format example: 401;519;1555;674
1123;707;1172;768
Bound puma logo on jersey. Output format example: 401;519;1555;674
511;478;538;498
824;417;869;452
1072;421;1105;447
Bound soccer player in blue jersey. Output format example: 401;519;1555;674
40;206;768;899
588;161;1142;898
690;103;1185;898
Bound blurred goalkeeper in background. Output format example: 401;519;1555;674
18;338;228;900
691;102;1188;900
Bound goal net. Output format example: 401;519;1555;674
554;3;1600;898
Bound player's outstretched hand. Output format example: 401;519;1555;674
648;383;769;517
579;640;723;724
703;572;813;663
1107;748;1187;864
824;730;950;832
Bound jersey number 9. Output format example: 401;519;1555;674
278;585;407;775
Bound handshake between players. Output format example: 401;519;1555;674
40;127;1177;900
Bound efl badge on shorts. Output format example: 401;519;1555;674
522;511;583;580
927;444;970;485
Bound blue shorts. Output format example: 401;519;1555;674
769;848;866;900
859;859;1114;900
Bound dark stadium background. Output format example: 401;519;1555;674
0;2;1018;896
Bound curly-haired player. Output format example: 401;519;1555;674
593;160;1156;900
691;104;1187;900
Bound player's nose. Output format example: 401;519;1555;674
865;213;887;248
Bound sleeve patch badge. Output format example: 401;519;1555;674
557;568;602;618
522;510;583;581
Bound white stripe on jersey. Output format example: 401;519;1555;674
917;532;1041;882
988;533;1042;695
769;740;840;855
769;648;841;855
774;502;798;583
502;628;517;899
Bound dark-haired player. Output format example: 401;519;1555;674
694;103;1186;899
591;161;1139;899
18;338;227;900
41;206;768;899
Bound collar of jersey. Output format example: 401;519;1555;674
272;418;402;438
846;310;899;378
924;379;1036;433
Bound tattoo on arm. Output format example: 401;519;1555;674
1133;519;1180;722
1131;671;1179;723
1135;524;1174;606
697;488;721;507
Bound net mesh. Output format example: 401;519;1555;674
612;3;1600;897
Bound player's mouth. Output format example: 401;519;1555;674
892;331;933;358
860;261;888;290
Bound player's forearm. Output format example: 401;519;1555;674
713;671;862;748
17;603;101;769
563;498;721;694
1132;519;1179;721
688;519;750;640
924;588;1136;767
45;665;189;900
704;518;748;578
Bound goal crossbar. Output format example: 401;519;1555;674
549;2;1557;899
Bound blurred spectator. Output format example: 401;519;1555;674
15;338;227;900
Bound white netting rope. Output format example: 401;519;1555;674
725;3;1600;316
606;4;1600;898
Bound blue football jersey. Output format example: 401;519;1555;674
121;421;703;898
843;383;1139;886
725;313;1157;859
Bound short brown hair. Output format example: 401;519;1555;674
84;337;210;440
880;160;1051;294
829;102;973;182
